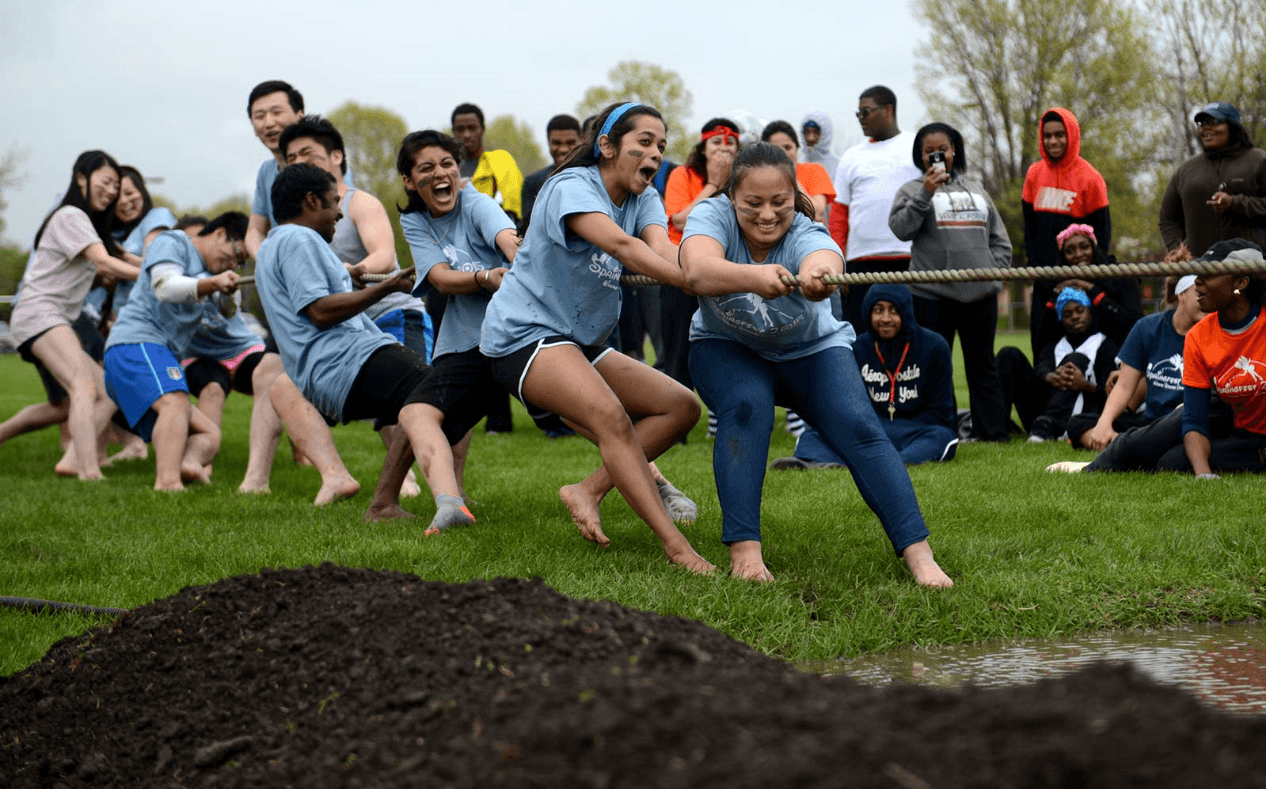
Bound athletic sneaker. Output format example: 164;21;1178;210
1046;461;1091;474
656;479;698;524
784;410;806;437
706;411;718;439
1027;434;1046;444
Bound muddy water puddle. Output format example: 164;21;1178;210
810;621;1266;714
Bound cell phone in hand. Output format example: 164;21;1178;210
928;151;947;173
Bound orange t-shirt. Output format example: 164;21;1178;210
663;165;706;244
1182;307;1266;433
796;162;836;201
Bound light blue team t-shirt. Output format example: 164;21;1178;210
253;159;355;226
404;185;514;358
685;197;853;362
254;223;395;423
479;166;668;357
114;206;179;314
1116;309;1186;420
106;231;211;356
186;310;264;361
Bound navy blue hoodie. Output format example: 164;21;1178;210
854;284;956;427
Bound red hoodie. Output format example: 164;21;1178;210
1021;107;1111;267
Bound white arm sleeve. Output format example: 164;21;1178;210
150;263;201;303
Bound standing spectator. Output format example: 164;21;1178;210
889;122;1011;442
520;114;582;226
1022;107;1111;359
800;111;839;180
829;86;921;331
451;103;526;223
1159;102;1266;258
761;120;835;223
660;117;741;392
450;102;525;434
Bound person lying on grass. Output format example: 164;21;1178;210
678;142;952;586
478;102;712;574
101;212;249;490
254;163;468;530
1049;240;1266;476
770;283;957;469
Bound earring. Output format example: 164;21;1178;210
1235;288;1242;295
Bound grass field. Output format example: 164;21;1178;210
2;334;1264;677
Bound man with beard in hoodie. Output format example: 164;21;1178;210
771;284;957;468
1022;107;1112;360
1159;102;1266;259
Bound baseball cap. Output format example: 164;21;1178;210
1194;102;1241;125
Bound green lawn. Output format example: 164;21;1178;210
1;344;1263;676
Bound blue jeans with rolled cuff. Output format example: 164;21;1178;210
690;339;930;554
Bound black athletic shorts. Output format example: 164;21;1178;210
183;350;267;398
17;312;106;404
410;347;510;445
488;336;613;420
340;344;431;427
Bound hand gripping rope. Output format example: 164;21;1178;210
297;257;1266;289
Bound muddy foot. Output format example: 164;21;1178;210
364;502;414;522
315;476;360;506
728;541;773;581
560;483;608;546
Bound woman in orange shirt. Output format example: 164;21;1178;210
659;118;742;397
761;120;836;224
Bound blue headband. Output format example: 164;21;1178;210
1056;287;1092;318
593;102;640;157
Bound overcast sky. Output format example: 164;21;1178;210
0;0;931;247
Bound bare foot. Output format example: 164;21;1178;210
78;470;106;482
363;502;414;522
180;461;211;485
238;481;271;495
399;469;422;498
154;480;185;492
291;441;313;467
103;441;148;466
729;540;774;581
559;483;608;546
666;546;717;575
315;475;360;506
902;540;953;588
54;447;77;477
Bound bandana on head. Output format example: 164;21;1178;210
1056;287;1092;318
701;127;739;145
1175;275;1197;295
1056;224;1097;250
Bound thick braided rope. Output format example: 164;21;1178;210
272;258;1266;288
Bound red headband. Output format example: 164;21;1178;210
701;127;739;144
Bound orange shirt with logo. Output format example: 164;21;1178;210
1183;307;1266;433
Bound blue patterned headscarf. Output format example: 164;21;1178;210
1056;287;1092;318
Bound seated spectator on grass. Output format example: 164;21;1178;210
254;163;467;529
1031;224;1141;358
771;284;956;468
1002;287;1120;443
1070;274;1206;451
1049;240;1266;475
102;213;249;490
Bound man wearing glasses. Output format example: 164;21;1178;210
829;85;921;330
102;213;249;490
1160;101;1266;258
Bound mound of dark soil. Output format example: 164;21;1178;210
2;564;1264;788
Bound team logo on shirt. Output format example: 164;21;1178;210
711;293;802;337
931;191;988;228
1035;186;1077;212
1213;356;1266;406
1146;353;1184;392
167;367;183;381
588;252;622;291
443;244;477;269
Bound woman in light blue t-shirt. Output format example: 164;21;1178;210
479;102;712;575
680;143;952;587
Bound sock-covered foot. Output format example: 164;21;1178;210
425;494;475;536
656;478;698;524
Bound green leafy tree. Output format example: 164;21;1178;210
152;193;252;221
577;61;695;163
912;0;1159;256
327;101;413;265
485;115;547;174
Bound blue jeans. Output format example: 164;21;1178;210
690;339;930;554
796;421;958;466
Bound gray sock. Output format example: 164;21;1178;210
426;494;475;535
656;478;698;524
